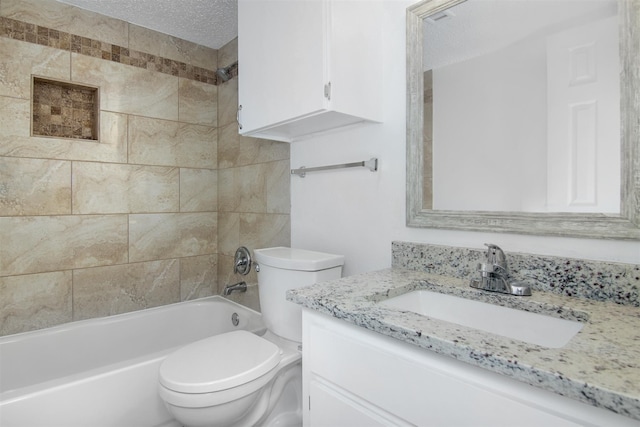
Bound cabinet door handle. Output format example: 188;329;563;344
237;105;243;130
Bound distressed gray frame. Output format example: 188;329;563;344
406;0;640;240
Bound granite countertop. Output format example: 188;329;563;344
287;268;640;421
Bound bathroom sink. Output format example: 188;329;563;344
379;291;583;348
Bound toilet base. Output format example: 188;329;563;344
260;363;302;427
165;389;261;427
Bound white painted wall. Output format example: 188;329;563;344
291;0;639;277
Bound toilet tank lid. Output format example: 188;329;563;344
254;247;344;271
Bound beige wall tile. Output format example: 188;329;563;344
218;122;290;169
218;77;238;127
0;37;70;99
72;53;179;120
180;168;217;212
0;271;72;335
217;254;234;291
218;160;291;213
0;96;28;145
129;24;217;70
266;160;291;214
72;259;180;320
129;212;217;263
217;212;240;256
0;215;128;276
178;78;217;126
178;123;217;168
239;213;291;252
217;167;236;212
128;115;177;165
217;166;266;213
128;116;216;168
248;137;290;166
73;162;179;214
217;121;241;169
218;38;238;69
180;255;217;300
0;157;71;216
0;98;127;162
1;0;128;47
238;164;267;213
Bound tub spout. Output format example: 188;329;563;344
223;281;247;296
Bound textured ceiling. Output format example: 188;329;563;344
56;0;238;50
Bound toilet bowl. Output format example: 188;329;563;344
159;330;301;427
158;247;344;427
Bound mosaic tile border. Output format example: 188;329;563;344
0;16;236;86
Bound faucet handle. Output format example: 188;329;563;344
484;243;507;270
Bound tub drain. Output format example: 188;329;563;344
231;312;240;327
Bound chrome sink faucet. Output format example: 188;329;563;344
470;244;531;296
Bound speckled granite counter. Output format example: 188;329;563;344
287;267;640;421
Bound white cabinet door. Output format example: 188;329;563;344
238;0;326;135
303;309;640;427
238;0;382;142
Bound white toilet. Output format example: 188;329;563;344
158;247;344;427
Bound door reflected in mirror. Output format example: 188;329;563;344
422;0;620;213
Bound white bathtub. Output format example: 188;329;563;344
0;296;265;427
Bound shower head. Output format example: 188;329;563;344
215;62;238;85
216;67;231;83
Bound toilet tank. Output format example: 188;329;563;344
254;247;344;342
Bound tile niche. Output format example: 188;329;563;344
31;76;99;141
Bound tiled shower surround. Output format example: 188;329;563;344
0;0;290;336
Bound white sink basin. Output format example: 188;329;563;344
379;290;583;348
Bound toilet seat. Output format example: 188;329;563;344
159;330;281;394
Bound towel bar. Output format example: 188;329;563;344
291;158;378;178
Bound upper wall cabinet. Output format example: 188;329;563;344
237;0;383;142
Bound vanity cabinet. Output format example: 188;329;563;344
237;0;382;142
302;309;639;427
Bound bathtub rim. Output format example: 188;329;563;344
0;296;265;401
0;295;262;343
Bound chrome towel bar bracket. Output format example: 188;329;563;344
291;158;378;178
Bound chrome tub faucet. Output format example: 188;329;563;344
470;244;531;296
223;281;247;296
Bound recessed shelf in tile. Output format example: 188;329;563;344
32;77;99;141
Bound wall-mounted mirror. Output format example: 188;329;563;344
406;0;639;239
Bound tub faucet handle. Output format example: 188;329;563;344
234;247;252;275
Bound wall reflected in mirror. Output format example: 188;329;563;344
422;0;620;213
